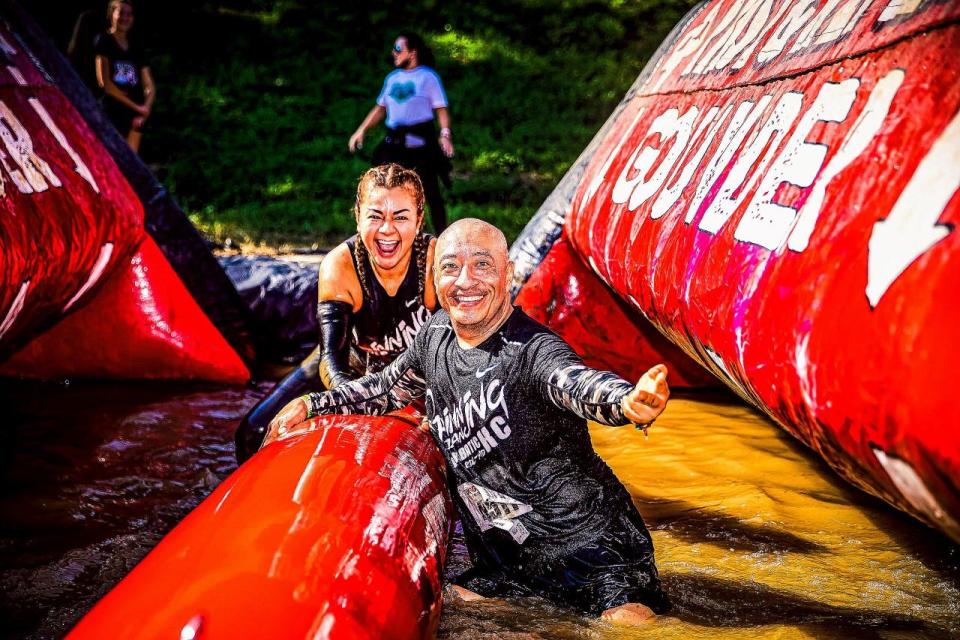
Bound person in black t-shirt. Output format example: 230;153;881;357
93;0;155;153
233;164;438;462
263;219;672;625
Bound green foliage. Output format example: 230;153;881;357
133;0;698;246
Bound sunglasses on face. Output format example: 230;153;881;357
393;44;404;53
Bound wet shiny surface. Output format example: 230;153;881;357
439;391;960;639
2;383;958;639
0;379;257;639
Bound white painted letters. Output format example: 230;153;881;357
866;107;959;306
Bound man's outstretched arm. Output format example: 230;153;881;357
533;336;669;427
262;350;424;447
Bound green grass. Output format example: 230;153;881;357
63;0;699;247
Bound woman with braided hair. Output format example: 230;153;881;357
235;164;437;461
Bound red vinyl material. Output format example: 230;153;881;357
515;235;714;388
68;412;451;640
565;1;960;540
0;22;143;360
0;237;250;383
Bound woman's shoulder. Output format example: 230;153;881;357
92;31;114;55
319;242;361;308
319;242;356;277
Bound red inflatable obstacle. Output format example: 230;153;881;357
0;20;143;361
515;236;714;388
69;413;451;640
0;237;249;382
515;0;960;541
0;4;254;381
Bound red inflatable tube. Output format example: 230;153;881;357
68;412;451;640
515;235;714;388
565;0;960;540
0;236;250;383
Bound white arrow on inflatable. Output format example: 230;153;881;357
866;107;959;308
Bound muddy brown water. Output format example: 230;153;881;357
1;381;957;639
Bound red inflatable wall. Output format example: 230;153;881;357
0;11;252;382
69;414;451;640
565;0;960;540
515;236;715;388
0;237;249;382
0;23;143;360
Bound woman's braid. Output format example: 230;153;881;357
415;231;427;300
354;234;372;301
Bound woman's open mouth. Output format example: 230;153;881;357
375;239;400;258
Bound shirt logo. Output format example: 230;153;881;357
475;364;497;378
389;81;416;103
113;62;138;86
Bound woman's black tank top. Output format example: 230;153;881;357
344;233;432;373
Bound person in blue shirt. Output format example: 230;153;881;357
349;33;454;232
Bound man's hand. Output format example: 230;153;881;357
261;396;311;449
621;364;669;426
348;129;365;153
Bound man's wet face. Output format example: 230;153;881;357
435;226;513;340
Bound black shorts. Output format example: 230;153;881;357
454;510;671;616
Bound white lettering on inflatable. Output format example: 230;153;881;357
791;0;859;53
655;0;932;82
788;69;905;251
613;107;699;212
63;242;114;312
687;2;753;76
652;105;725;219
583;107;645;210
757;1;818;64
711;0;790;73
879;0;925;22
0;33;16;56
814;0;872;46
6;65;27;86
648;1;724;92
29;98;100;194
866;107;959;307
612;109;678;206
0;280;29;339
699;92;802;235
603;69;914;252
735;79;858;250
687;97;770;223
0;100;61;194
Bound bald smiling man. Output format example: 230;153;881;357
264;219;672;624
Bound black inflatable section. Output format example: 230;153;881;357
5;0;258;366
220;255;320;364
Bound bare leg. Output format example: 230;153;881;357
127;130;142;154
600;602;655;625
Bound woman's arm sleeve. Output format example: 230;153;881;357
317;300;354;389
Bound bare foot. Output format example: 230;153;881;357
447;585;486;602
601;602;656;625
